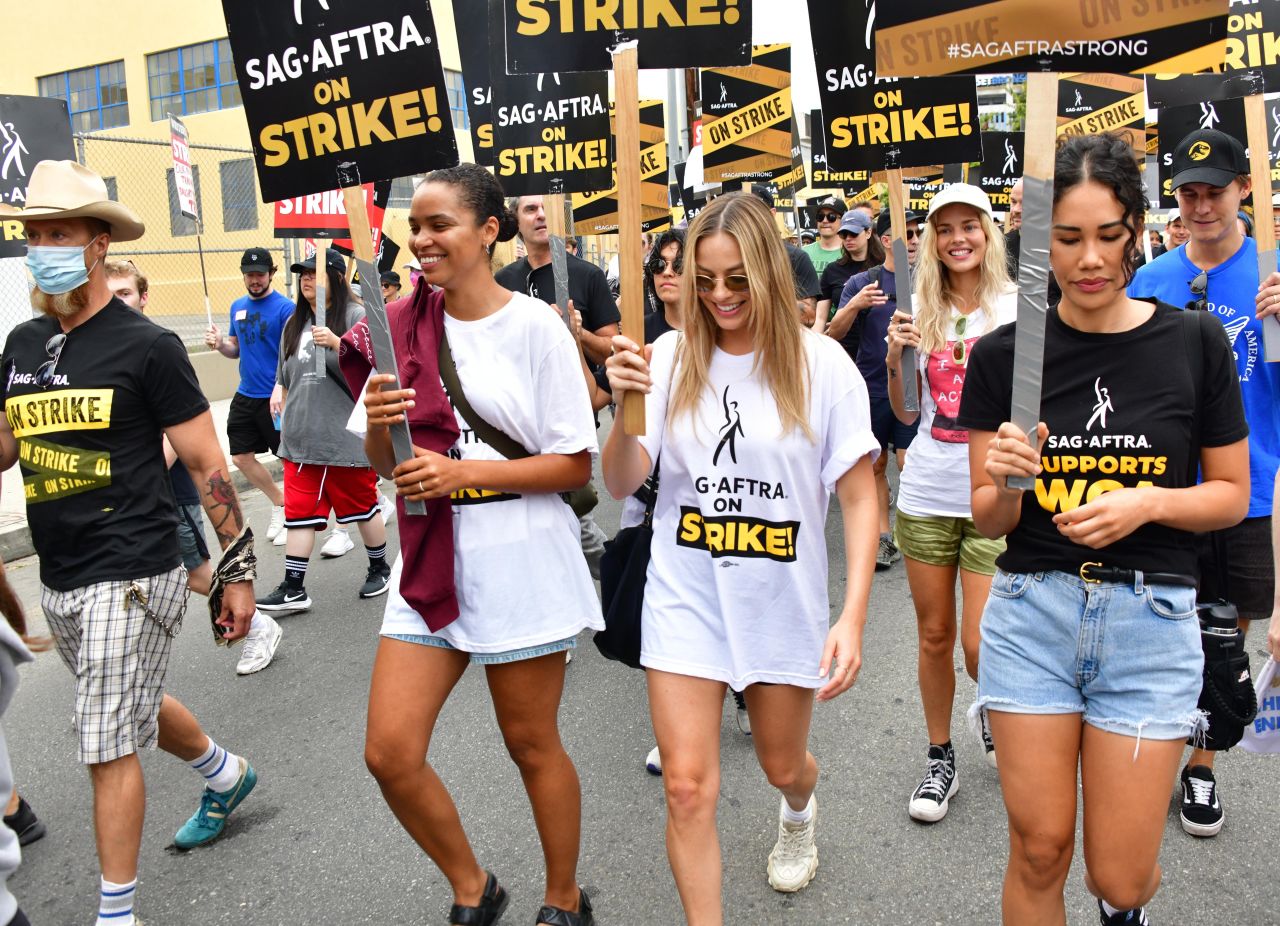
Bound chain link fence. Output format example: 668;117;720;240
74;133;300;347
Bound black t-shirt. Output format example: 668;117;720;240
169;462;200;505
2;301;210;590
495;254;621;334
595;310;676;394
957;303;1247;577
784;242;822;299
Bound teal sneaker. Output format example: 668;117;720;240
173;757;257;849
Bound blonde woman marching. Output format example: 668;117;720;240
886;184;1016;822
602;192;880;924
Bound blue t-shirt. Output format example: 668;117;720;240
839;265;897;398
1129;238;1280;518
228;290;294;399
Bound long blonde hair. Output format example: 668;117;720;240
913;206;1011;356
668;193;813;442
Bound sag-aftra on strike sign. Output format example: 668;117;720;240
222;0;458;202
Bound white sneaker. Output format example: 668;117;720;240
266;505;285;541
320;526;354;558
767;795;818;892
272;524;289;546
645;745;663;776
236;612;282;676
377;493;396;526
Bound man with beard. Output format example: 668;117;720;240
0;161;261;926
204;248;293;546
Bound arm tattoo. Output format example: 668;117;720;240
203;470;246;549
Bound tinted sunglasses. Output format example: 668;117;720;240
817;211;842;223
646;255;684;276
35;333;67;389
1185;269;1208;312
952;315;968;366
694;273;750;293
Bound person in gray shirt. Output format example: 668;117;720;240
257;249;391;612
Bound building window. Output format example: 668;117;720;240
166;164;202;236
147;39;241;121
220;158;258;232
37;61;128;133
388;176;418;208
444;69;469;131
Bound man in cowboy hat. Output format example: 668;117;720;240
0;160;262;925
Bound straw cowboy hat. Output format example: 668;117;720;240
0;159;144;241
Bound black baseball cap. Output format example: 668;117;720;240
380;270;401;286
240;248;274;272
876;209;923;237
290;249;347;275
1171;129;1249;190
749;184;775;209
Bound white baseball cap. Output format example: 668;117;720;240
926;183;994;221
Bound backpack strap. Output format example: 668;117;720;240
437;329;532;461
1182;307;1232;598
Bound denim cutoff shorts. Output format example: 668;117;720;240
973;569;1204;742
383;633;576;665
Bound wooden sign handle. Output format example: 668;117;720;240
342;186;377;263
1244;93;1280;362
613;42;646;436
884;169;919;413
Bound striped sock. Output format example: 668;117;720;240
284;556;309;591
366;542;387;568
189;738;243;794
97;876;135;924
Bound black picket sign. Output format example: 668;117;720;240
0;95;75;259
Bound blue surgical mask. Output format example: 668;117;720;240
26;239;100;296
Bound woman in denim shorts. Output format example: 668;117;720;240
885;184;1017;822
957;134;1250;925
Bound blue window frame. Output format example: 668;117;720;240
147;39;241;122
37;61;128;133
444;69;469;131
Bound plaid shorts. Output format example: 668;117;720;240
42;567;189;765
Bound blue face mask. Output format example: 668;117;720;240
26;239;101;296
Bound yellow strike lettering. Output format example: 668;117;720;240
7;390;114;438
515;0;552;34
336;107;355;149
645;0;682;27
585;0;620;31
261;125;291;167
686;0;719;26
679;510;703;542
389;90;427;139
307;113;341;155
352;100;396;146
282;117;312;161
1036;478;1088;513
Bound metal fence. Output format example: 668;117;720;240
74;133;297;347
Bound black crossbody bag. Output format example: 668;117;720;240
593;462;658;669
1183;309;1257;750
437;332;598;519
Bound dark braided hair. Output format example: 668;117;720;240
424;163;518;247
1054;133;1146;286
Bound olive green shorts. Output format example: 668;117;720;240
894;510;1005;576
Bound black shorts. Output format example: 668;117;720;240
869;393;919;452
1197;516;1274;622
227;393;280;457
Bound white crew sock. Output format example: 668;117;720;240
782;797;813;825
188;738;243;794
97;876;135;925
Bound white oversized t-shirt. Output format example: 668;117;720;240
897;289;1017;519
637;330;880;688
381;293;603;652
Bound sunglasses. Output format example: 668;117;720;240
646;256;684;276
694;273;751;293
35;333;67;389
1185;269;1208;312
817;212;842;223
952;315;968;366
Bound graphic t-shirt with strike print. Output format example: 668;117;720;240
957;303;1246;576
379;293;603;652
637;330;880;689
897;289;1017;519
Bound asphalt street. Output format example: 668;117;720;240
3;418;1276;925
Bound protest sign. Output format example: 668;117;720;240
455;0;496;165
874;1;1230;77
1155;98;1251;207
500;0;751;73
274;180;389;246
1146;2;1280;109
220;0;458;202
673;161;708;222
808;4;980;173
0;95;75;259
572;100;669;234
170;116;199;222
1056;74;1146;152
977;132;1024;210
700;45;794;184
772;122;806;208
490;66;611;195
